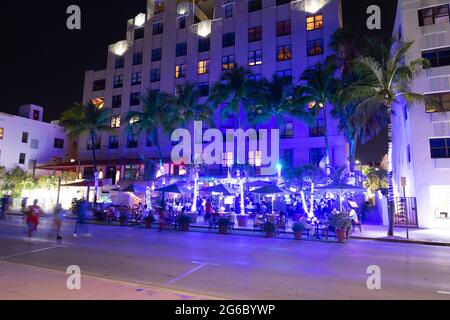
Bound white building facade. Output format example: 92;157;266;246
393;0;450;229
77;0;348;183
0;105;68;177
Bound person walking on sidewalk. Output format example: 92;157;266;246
1;195;10;220
26;199;42;240
52;204;64;241
73;199;90;238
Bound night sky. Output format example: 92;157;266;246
1;0;397;163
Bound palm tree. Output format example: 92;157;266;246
247;74;312;128
295;61;339;175
168;82;215;128
341;39;428;236
332;70;389;172
125;90;172;176
208;66;255;131
60;102;113;204
363;167;388;194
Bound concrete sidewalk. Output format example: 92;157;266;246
0;261;219;300
351;224;450;246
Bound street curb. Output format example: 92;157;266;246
349;235;450;247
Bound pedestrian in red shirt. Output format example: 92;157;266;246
26;199;42;240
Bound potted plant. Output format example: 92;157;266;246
262;221;276;238
178;214;192;231
143;214;155;229
237;214;249;227
217;217;230;235
119;212;128;227
328;212;352;243
292;223;306;240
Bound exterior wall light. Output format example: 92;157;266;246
111;40;129;56
134;13;146;27
305;0;325;14
177;2;189;16
196;20;212;38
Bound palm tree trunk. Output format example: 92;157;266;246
349;132;358;173
90;131;99;205
323;107;331;176
386;103;395;236
153;129;164;174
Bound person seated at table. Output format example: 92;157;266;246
299;214;315;237
209;208;220;230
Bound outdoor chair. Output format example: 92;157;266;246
352;220;362;232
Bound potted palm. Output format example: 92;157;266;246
119;212;128;227
328;212;352;243
292;223;306;240
263;221;276;238
143;214;155;229
237;214;249;227
217;217;230;235
178;214;192;231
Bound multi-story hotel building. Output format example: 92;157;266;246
0;105;68;177
74;0;347;184
392;0;450;229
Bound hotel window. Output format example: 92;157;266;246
310;118;325;137
54;138;64;149
248;151;262;167
0;128;3;139
87;137;101;150
124;165;140;180
248;74;263;81
418;4;449;27
30;139;39;150
33;110;40;120
276;0;291;5
310;148;325;165
306;14;323;31
133;52;143;65
222;55;235;70
198;37;211;52
127;134;138;148
248;0;262;12
430;138;450;158
151;48;162;61
224;3;233;18
179;16;186;29
134;27;145;40
248;26;262;42
19;153;26;165
197;82;210;97
146;131;155;147
153;22;164;35
109;136;119;149
113;75;123;88
276;20;291;36
425;92;450;113
198;60;210;75
21;132;29;143
115;56;124;69
277;69;292;79
222;152;234;167
282;149;294;168
131;72;142;85
130;93;141;106
175;64;187;78
150;68;161;82
92;79;106;91
277;45;292;61
307;39;324;56
222;32;235;47
112;95;122;109
281;121;294;138
111;116;121;128
176;42;187;57
248;50;262;66
422;47;450;68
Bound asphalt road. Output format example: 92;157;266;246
0;217;449;300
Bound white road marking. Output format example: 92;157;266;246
165;261;219;285
0;246;59;260
437;290;450;295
